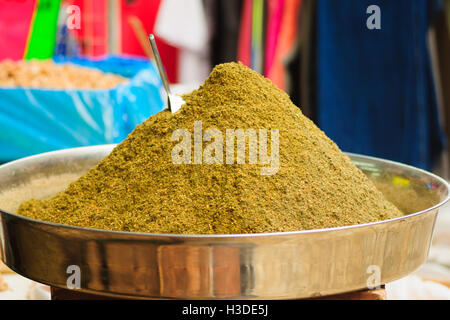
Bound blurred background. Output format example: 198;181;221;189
1;0;450;176
1;0;450;299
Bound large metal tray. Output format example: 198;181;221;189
0;145;448;299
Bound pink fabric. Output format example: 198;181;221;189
237;0;253;67
0;0;36;61
264;0;284;76
267;0;302;90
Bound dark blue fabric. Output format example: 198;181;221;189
0;55;164;162
317;0;445;170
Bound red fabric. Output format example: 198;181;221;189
0;0;36;61
89;0;108;57
237;0;253;68
68;0;108;57
120;0;178;83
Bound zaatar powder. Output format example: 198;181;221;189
17;62;403;234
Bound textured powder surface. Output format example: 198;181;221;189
17;62;403;234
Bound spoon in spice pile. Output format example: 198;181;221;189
148;34;184;113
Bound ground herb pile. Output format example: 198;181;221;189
18;62;403;234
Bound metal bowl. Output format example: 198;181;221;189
0;145;448;299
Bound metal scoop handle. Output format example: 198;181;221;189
148;34;172;112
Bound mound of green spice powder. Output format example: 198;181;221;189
17;62;403;234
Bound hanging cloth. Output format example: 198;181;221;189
206;0;243;65
25;0;61;60
0;0;36;61
155;0;210;84
267;0;302;90
264;0;285;76
445;0;450;34
317;0;445;170
251;0;265;73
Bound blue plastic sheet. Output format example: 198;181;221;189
0;55;164;162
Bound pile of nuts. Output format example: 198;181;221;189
0;59;128;90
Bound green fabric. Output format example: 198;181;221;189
25;0;61;60
251;0;264;73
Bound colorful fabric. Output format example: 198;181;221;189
264;0;284;76
119;0;179;83
155;0;210;84
251;0;264;73
267;0;302;90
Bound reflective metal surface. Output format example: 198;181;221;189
0;145;448;299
